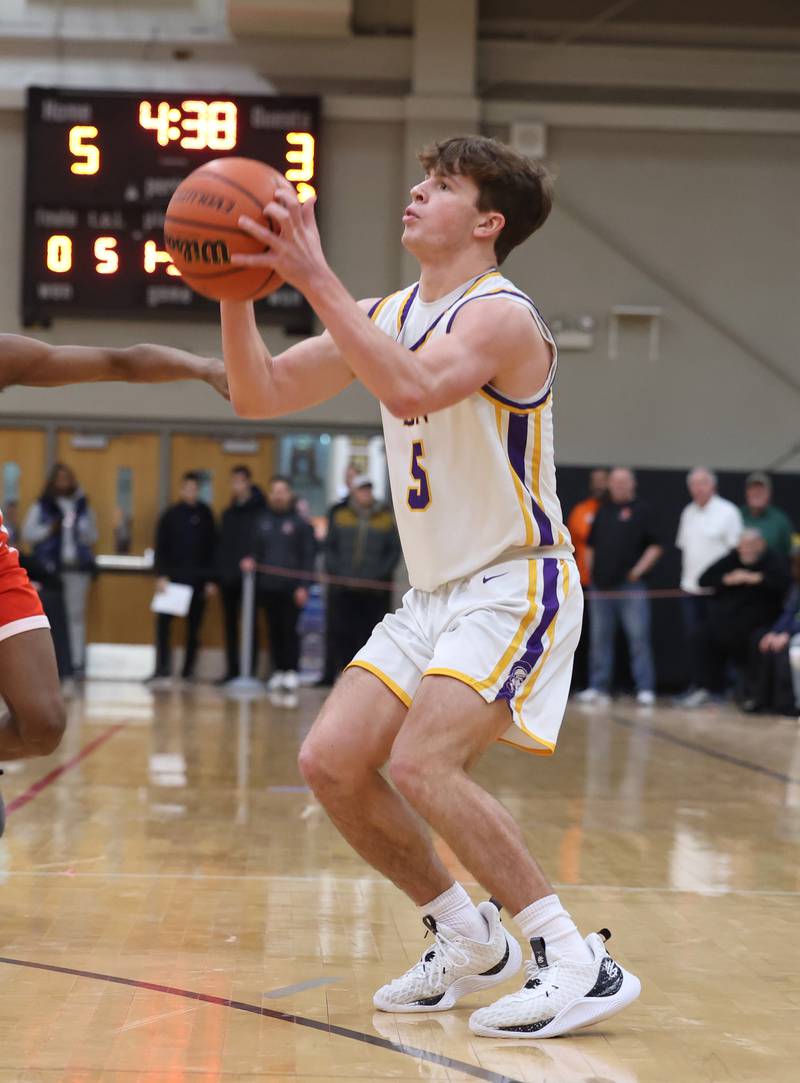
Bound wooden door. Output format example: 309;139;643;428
169;433;275;517
0;427;48;541
55;431;161;555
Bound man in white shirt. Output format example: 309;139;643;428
675;467;743;697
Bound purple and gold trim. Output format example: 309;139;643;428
506;413;555;547
495;557;560;703
397;284;419;333
480;385;552;412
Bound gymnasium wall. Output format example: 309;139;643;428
1;106;798;471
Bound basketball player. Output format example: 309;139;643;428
220;136;641;1038
0;335;227;835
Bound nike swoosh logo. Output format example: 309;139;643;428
482;572;508;584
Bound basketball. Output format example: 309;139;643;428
164;157;284;302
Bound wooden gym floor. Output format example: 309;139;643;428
0;681;798;1082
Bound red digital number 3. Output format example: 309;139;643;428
407;440;431;511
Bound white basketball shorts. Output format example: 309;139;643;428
347;554;583;755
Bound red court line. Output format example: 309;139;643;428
5;723;126;818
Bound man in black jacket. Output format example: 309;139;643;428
150;471;217;681
325;475;401;679
245;475;316;692
216;465;265;683
684;528;790;707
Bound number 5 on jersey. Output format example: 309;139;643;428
407;440;431;511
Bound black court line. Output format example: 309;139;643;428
0;956;522;1083
611;713;799;785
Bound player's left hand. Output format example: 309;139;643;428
233;180;327;291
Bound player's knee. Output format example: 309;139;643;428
388;749;429;805
298;734;350;796
22;691;66;755
300;732;372;801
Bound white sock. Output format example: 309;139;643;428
514;894;593;964
420;882;490;943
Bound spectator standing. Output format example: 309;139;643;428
22;463;98;675
151;471;217;681
741;472;793;559
675;467;743;696
325;475;402;678
566;468;608;689
744;544;800;715
682;529;789;708
577;468;663;707
216;465;265;684
317;462;360;686
246;475;316;693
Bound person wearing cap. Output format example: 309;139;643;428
325;474;402;680
244;475;317;693
741;472;794;559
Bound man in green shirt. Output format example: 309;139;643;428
741;472;794;557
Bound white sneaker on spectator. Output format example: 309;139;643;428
282;670;299;692
266;670;286;692
575;688;611;707
680;688;712;708
636;691;656;707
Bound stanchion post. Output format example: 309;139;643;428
225;568;264;698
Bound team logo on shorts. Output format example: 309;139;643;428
500;661;532;697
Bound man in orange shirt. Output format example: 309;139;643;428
567;469;608;689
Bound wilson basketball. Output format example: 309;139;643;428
164;157;284;302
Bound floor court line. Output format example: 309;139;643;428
2;869;797;896
611;713;800;785
0;955;523;1083
4;722;127;819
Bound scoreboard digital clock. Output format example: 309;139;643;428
22;88;320;331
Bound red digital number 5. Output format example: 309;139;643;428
407;440;431;511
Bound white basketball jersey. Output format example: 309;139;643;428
369;269;572;592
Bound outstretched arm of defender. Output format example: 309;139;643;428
0;335;229;399
220;298;375;419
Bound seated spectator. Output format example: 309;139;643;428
325;475;401;679
675;467;743;699
216;466;265;684
245;476;316;694
577;467;663;708
744;545;800;716
741;472;793;559
683;529;789;708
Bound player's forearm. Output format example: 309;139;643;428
120;343;213;384
303;267;424;417
220;300;280;417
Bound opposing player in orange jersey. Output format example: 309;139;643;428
0;334;226;834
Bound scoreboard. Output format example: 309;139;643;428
22;88;320;331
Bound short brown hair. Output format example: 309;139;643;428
417;135;553;264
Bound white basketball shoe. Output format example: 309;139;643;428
373;900;522;1013
469;929;640;1038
